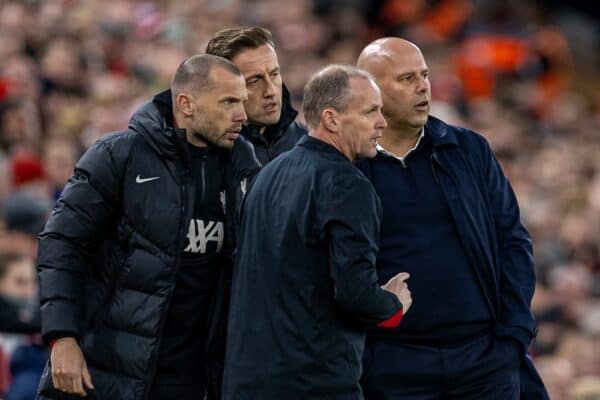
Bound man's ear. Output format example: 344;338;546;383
176;93;194;117
322;108;339;133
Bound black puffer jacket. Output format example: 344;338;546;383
36;90;258;400
240;84;307;164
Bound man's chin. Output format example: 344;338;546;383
253;113;281;127
217;139;235;149
354;148;378;162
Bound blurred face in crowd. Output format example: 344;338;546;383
335;77;387;161
44;139;77;187
231;44;283;127
182;66;248;149
41;38;84;89
0;102;27;148
359;39;430;135
0;257;36;300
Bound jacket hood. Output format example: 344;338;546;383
277;83;299;133
128;89;188;161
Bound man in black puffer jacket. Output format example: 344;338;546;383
36;55;260;400
206;26;307;165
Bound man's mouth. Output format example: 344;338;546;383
414;100;429;110
264;102;278;112
226;127;242;139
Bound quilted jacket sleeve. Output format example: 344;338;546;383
37;136;127;342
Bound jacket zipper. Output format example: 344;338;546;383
143;167;189;400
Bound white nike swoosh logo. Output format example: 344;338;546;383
136;175;160;183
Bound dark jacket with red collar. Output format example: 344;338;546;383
223;136;402;400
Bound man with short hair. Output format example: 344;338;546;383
205;27;307;399
206;26;307;164
356;38;548;400
222;65;412;400
36;54;258;400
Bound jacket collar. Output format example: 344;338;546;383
128;89;187;161
372;115;458;162
426;115;459;148
128;89;225;167
297;135;350;163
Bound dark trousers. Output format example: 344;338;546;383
360;334;521;400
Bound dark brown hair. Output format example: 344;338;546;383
206;27;275;61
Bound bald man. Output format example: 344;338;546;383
356;39;548;399
36;55;259;400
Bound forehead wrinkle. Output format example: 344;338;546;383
234;47;279;74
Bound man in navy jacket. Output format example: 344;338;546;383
223;65;412;400
356;38;548;399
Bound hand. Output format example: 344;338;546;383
50;337;94;397
382;272;412;314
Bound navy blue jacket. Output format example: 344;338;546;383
359;116;548;399
202;84;307;399
223;136;402;400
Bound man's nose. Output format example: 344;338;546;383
264;76;276;98
377;110;387;130
235;105;247;123
416;75;429;93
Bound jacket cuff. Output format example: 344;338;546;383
45;331;78;347
376;308;403;329
40;300;81;343
496;325;533;357
509;327;532;356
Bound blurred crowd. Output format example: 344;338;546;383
0;0;598;399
